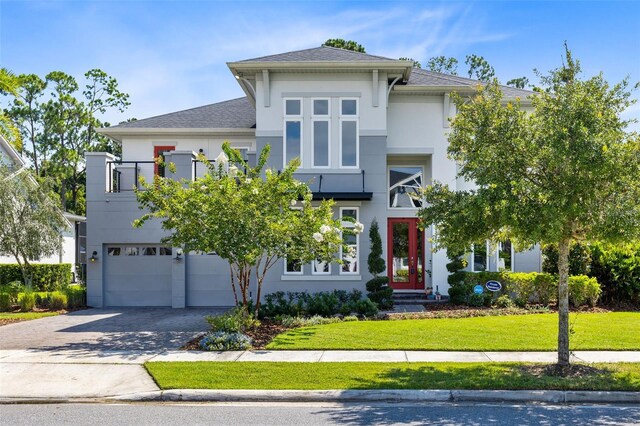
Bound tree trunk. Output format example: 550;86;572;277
557;238;571;366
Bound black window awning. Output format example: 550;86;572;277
312;192;373;201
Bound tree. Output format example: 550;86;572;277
399;57;422;68
0;68;23;152
506;77;529;89
134;143;361;317
0;164;67;289
465;54;495;81
367;219;385;276
417;46;640;368
426;56;459;75
322;39;366;52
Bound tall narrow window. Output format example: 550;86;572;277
154;146;175;177
340;207;359;274
340;98;358;168
312;98;330;168
472;242;488;272
284;99;302;167
284;206;303;274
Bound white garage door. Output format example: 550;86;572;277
104;245;172;307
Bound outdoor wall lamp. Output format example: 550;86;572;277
175;248;183;262
90;251;98;262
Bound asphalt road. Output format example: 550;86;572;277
1;402;639;425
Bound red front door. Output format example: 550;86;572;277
387;218;424;290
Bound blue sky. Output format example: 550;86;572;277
1;0;639;129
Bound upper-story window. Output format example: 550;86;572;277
312;98;330;168
389;166;423;208
284;98;302;167
340;98;358;168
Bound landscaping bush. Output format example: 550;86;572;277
0;264;72;292
589;242;640;306
493;294;515;309
568;275;602;307
49;291;68;310
261;290;375;318
533;273;557;306
0;281;23;305
199;331;252;351
366;276;393;310
65;285;86;309
206;307;259;333
542;242;591;276
0;293;11;312
353;298;379;317
19;292;35;312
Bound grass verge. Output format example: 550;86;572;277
266;312;640;351
145;362;640;391
0;311;60;326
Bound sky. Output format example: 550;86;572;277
1;0;639;129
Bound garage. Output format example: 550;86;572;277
104;245;173;307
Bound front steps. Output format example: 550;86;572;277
392;292;449;305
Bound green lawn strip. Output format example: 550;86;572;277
144;361;640;391
266;312;640;351
0;311;60;321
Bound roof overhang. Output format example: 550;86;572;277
97;127;256;142
392;85;533;105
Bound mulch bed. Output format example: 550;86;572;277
181;319;290;350
522;363;609;378
386;305;614;320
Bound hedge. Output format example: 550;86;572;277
448;271;601;308
0;264;72;292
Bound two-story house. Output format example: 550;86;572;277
86;46;541;308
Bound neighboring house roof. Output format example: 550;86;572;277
403;68;533;99
109;97;256;130
234;46;400;63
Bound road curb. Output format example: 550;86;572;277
107;389;640;404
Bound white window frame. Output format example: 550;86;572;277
312;258;331;275
284;206;304;275
311;98;331;168
283;98;303;169
496;240;515;271
387;165;425;210
339;207;360;275
339;98;359;169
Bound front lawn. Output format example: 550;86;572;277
0;311;60;326
145;361;640;391
266;312;640;351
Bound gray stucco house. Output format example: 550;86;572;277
86;46;541;308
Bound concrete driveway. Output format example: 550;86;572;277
0;308;228;399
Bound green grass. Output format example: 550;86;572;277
145;361;640;391
0;311;60;321
266;312;640;351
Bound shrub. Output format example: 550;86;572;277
261;289;373;318
589;242;640;306
279;315;344;328
569;275;602;307
0;264;72;292
507;273;537;307
49;292;68;310
65;286;86;309
366;276;393;310
353;298;379;317
19;292;35;312
367;219;386;276
199;331;252;351
206;307;258;333
533;273;557;306
0;293;11;312
493;294;515;309
0;281;23;305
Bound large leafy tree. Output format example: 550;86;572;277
465;54;496;81
322;39;366;52
426;56;459;75
135;143;361;317
417;46;640;367
0;68;23;152
0;164;67;289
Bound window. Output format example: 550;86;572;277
284;98;302;167
312;98;330;168
313;259;331;275
472;242;488;272
340;98;358;168
389;166;423;208
142;247;157;256
498;240;513;271
340;207;359;274
285;259;303;274
154;146;175;177
159;247;172;256
107;247;121;256
125;247;140;256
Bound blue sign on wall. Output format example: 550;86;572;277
486;281;502;292
473;285;484;295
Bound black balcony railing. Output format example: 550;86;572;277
106;161;155;193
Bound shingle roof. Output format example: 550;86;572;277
111;97;255;129
406;68;533;98
235;46;400;63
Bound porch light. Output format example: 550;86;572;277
174;248;183;262
90;251;98;262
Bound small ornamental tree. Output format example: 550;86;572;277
0;164;66;289
417;45;640;368
366;218;393;310
134;142;361;317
